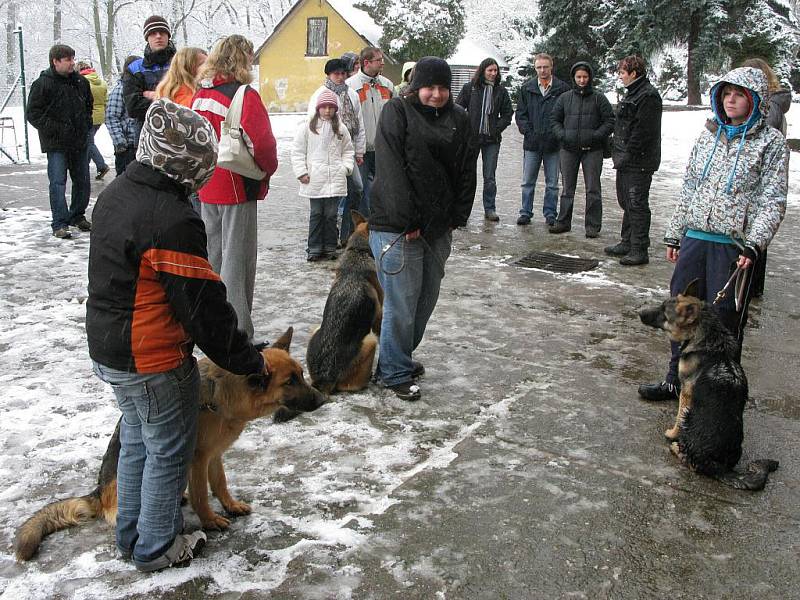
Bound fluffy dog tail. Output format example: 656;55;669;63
14;482;118;561
714;459;779;491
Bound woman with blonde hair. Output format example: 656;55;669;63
155;46;207;107
192;34;278;343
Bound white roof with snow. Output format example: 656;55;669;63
327;0;383;45
447;38;508;68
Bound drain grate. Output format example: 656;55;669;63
512;251;599;273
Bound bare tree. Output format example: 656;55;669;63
6;1;18;85
53;0;62;42
92;0;138;79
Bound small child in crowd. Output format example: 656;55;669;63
291;89;354;261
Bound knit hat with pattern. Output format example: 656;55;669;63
143;15;171;41
316;89;339;111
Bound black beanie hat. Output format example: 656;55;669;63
143;15;171;41
410;57;451;91
324;58;348;75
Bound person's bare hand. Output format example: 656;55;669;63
143;90;156;100
405;229;421;241
666;246;679;263
299;174;310;184
356;156;364;166
737;255;753;269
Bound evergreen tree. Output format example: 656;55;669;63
355;0;465;63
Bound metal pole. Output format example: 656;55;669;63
14;26;29;162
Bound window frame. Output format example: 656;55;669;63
306;17;328;57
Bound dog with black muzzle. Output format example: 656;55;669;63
639;280;778;491
14;328;326;561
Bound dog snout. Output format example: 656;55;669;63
639;305;666;329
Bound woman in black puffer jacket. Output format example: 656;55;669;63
549;61;614;237
368;57;477;401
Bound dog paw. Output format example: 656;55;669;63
200;513;231;530
224;500;252;516
664;427;679;441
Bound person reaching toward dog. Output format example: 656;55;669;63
368;57;477;401
639;67;788;402
86;99;268;572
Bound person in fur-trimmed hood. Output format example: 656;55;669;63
638;66;788;402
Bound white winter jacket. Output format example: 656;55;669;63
291;118;354;198
307;85;366;157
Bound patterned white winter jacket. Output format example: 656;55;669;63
665;67;788;253
291;118;354;198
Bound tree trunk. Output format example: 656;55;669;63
53;0;62;43
93;0;105;74
686;9;702;105
6;2;17;86
105;0;115;80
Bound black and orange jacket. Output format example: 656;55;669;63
87;161;263;375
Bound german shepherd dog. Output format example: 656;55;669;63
14;328;326;561
639;280;778;491
306;211;383;394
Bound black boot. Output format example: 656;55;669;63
620;248;649;266
638;381;679;401
604;242;630;256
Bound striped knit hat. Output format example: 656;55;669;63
143;15;171;41
316;89;339;111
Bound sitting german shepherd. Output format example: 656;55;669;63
306;211;383;394
14;328;326;561
638;280;778;491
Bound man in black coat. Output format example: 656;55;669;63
604;55;662;265
123;15;176;125
514;53;569;226
455;58;513;222
26;44;93;239
549;61;614;237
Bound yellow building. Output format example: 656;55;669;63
255;0;398;113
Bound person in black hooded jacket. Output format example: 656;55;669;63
368;56;477;401
455;57;513;222
123;15;177;124
549;61;614;237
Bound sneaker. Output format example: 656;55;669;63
411;361;425;379
545;217;556;227
72;217;92;232
387;381;421;401
585;230;600;239
485;211;500;222
603;242;630;256
53;227;72;239
135;531;207;573
516;215;531;226
638;381;679;402
95;166;110;180
307;254;324;262
619;249;649;266
548;222;571;234
326;252;338;261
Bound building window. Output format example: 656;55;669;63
306;17;327;56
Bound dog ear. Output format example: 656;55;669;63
246;372;271;391
682;279;701;299
350;210;366;227
271;327;293;353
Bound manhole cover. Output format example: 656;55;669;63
513;251;599;273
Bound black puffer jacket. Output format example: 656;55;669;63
612;75;662;172
122;43;176;122
26;68;92;153
455;80;514;145
515;75;570;152
551;62;614;152
369;96;477;242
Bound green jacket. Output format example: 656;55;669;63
81;69;108;125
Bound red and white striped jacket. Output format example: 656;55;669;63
192;76;278;204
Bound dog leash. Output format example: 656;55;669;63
378;230;447;278
713;231;750;311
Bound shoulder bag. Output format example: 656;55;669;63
216;84;267;180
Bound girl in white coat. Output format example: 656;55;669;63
292;90;354;261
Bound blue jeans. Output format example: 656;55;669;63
88;124;108;172
369;230;451;386
92;359;199;567
46;148;90;231
480;143;501;213
358;151;376;216
520;149;559;221
308;196;339;256
339;166;364;244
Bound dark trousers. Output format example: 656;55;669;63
479;143;501;213
339;168;363;245
615;170;652;249
308;196;339;257
665;236;753;384
556;148;603;233
115;148;136;176
357;151;376;216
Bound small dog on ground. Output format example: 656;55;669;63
306;211;383;394
638;279;778;491
14;328;326;561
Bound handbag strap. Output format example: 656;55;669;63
225;84;247;131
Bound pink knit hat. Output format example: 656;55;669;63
316;89;339;111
